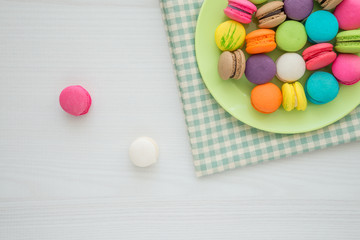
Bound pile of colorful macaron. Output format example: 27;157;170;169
216;0;360;114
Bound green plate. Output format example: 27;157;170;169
195;0;360;134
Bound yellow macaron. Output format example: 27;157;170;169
215;20;246;51
282;82;307;111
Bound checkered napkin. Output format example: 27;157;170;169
160;0;360;177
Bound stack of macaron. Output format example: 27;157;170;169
216;0;360;114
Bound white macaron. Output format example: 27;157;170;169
129;137;159;167
276;53;306;83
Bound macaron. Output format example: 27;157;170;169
305;11;339;43
251;82;282;114
302;43;337;71
282;82;307;111
284;0;313;21
245;54;276;85
129;137;159;167
245;29;276;54
334;0;360;30
332;54;360;85
249;0;267;4
215;20;246;51
224;0;257;24
316;0;343;10
276;53;306;83
59;85;92;116
335;30;360;53
276;21;307;52
255;1;286;29
305;72;339;105
218;49;246;80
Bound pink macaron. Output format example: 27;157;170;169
224;0;257;24
332;54;360;85
334;0;360;30
302;43;337;71
59;85;92;116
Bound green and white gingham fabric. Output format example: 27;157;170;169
160;0;360;177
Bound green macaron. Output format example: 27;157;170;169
249;0;268;4
335;30;360;53
276;21;307;52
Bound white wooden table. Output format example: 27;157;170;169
1;0;360;239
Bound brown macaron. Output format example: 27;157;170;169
255;1;286;29
218;49;246;80
316;0;343;10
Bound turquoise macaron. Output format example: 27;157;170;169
305;72;339;105
305;10;339;43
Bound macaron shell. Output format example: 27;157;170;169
255;1;284;18
284;0;313;21
246;40;277;54
251;83;282;114
332;54;360;85
233;0;257;13
334;0;360;30
305;88;324;105
281;83;296;111
335;43;360;53
306;52;337;71
224;7;252;24
245;54;276;85
293;82;307;111
258;14;286;29
318;0;344;10
245;29;276;54
233;49;246;79
59;85;92;116
215;20;246;51
305;11;339;43
249;0;267;4
276;21;307;52
302;43;334;61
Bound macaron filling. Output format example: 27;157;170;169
337;36;360;46
228;5;252;16
337;34;360;42
246;35;274;48
259;8;284;20
294;95;298;108
304;50;333;62
230;53;237;79
318;0;343;9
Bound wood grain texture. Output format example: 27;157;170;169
0;0;360;239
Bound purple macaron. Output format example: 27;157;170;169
245;54;276;85
284;0;313;21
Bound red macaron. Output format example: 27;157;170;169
302;43;337;71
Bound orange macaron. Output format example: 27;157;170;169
245;29;277;54
251;83;282;114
